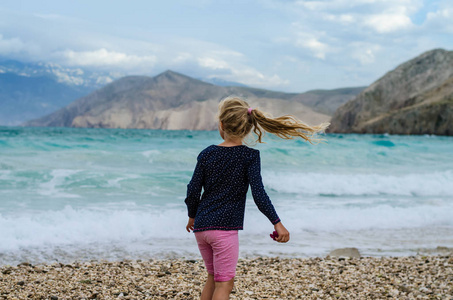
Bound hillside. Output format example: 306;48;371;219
0;60;121;125
329;49;453;135
292;87;365;115
25;71;362;130
0;73;90;126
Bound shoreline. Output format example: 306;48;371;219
1;255;452;299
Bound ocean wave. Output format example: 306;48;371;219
0;205;189;252
1;200;452;251
1;202;452;265
263;170;453;197
38;169;81;198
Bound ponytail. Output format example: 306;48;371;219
218;97;329;144
250;109;329;144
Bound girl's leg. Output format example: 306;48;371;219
196;232;216;299
211;231;239;300
201;274;215;300
213;278;234;300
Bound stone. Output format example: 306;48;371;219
17;262;31;267
328;247;361;258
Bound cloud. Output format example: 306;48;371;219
197;57;230;70
364;13;413;33
0;34;26;54
295;35;330;60
349;42;381;64
324;14;356;24
197;55;289;88
288;0;420;34
172;52;193;64
54;48;157;71
290;22;332;60
425;7;453;33
294;0;422;13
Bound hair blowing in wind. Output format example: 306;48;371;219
218;97;330;144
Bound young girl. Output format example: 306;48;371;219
185;97;329;300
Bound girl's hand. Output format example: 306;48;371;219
274;222;290;243
186;218;195;232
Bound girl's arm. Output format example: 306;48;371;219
184;154;204;219
247;150;281;226
248;151;290;242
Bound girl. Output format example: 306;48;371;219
185;97;329;300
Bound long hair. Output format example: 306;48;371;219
218;97;329;144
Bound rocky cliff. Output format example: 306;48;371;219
329;49;453;135
25;71;362;130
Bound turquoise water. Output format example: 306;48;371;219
1;126;452;265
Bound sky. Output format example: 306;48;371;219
0;0;452;93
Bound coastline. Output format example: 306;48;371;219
1;255;452;299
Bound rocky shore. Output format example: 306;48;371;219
1;256;452;299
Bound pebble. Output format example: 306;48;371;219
0;255;452;299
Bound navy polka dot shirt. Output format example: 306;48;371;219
185;145;281;232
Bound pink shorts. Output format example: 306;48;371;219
195;230;239;282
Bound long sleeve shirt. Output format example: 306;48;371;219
184;144;280;232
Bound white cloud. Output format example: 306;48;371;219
425;7;453;33
291;23;332;60
290;0;419;34
173;53;192;63
0;33;44;60
0;34;27;54
325;14;356;24
55;48;157;70
230;69;289;87
300;37;330;59
349;42;381;64
294;0;422;12
198;57;230;70
427;8;451;19
197;55;289;88
364;13;413;33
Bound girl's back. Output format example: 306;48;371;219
186;144;280;232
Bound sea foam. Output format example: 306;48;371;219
263;170;453;197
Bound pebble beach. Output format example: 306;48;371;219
1;255;452;299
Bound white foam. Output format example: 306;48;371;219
38;169;80;198
0;205;189;252
276;203;453;231
0;170;11;181
1;199;452;263
263;170;453;197
141;150;161;163
106;174;141;188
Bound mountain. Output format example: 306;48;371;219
0;60;123;125
0;59;121;89
329;49;453;135
292;87;366;115
0;73;89;126
25;70;362;130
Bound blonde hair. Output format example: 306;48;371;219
218;97;329;144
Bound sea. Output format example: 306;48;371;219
0;126;452;265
